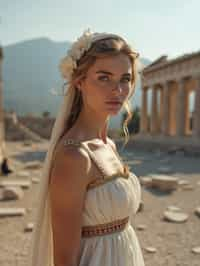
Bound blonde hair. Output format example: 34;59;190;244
28;33;139;266
59;37;139;146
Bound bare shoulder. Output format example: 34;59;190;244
49;137;92;265
49;136;91;189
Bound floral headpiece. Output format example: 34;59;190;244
59;29;93;82
59;29;139;82
59;29;140;83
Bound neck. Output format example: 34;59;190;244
73;106;110;144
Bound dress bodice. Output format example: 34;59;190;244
63;139;145;266
82;171;141;226
62;138;141;226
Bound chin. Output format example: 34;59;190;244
108;109;121;116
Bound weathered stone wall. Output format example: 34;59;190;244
18;116;55;139
4;112;55;141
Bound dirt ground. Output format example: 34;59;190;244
0;140;199;266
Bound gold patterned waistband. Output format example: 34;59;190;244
81;216;129;238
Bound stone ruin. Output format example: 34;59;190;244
0;46;6;165
140;51;200;139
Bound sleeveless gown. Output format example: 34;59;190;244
72;141;146;266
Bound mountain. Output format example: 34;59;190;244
2;38;151;128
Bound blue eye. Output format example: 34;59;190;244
98;75;109;81
98;75;131;83
121;77;131;83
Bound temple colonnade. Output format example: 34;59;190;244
140;53;200;138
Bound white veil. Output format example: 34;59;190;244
28;85;75;266
27;31;138;266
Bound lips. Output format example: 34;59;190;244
105;100;122;104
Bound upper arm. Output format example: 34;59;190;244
49;143;90;266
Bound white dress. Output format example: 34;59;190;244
77;142;145;266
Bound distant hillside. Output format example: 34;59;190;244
2;38;151;128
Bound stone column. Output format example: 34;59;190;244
140;87;148;133
162;82;170;135
159;88;164;129
185;88;190;135
176;79;186;136
0;52;4;124
0;47;5;163
193;76;200;137
150;86;159;134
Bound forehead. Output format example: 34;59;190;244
88;53;132;74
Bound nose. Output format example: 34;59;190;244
111;80;123;94
118;87;122;93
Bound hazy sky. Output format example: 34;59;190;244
0;0;199;60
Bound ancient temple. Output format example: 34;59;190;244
0;46;6;163
140;51;200;139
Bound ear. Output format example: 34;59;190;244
75;78;85;92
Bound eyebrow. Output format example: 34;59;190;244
95;70;131;76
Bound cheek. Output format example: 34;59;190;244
82;80;106;107
92;79;108;90
88;79;108;98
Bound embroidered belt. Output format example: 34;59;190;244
81;216;129;238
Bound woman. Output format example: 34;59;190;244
28;29;145;266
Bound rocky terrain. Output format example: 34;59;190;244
0;140;199;266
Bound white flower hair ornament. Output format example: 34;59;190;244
59;29;140;84
59;29;95;83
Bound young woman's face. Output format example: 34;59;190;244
78;53;133;116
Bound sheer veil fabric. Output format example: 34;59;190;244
28;32;137;266
28;87;75;266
